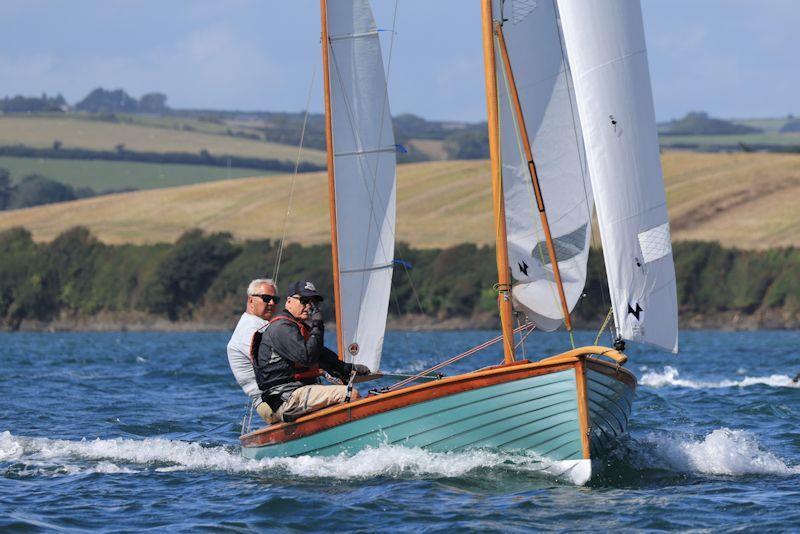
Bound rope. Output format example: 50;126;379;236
380;372;442;381
344;370;357;403
385;323;530;392
593;306;614;346
272;68;317;284
515;320;536;351
241;399;257;436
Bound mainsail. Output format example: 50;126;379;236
557;0;679;352
492;0;594;331
324;0;397;371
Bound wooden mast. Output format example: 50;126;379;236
494;22;574;331
320;0;345;358
481;0;515;364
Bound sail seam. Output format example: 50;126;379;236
329;30;379;42
605;201;668;225
572;48;647;80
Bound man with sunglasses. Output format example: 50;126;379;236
253;280;370;423
226;278;280;422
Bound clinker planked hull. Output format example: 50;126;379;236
241;347;636;484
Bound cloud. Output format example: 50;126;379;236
146;24;285;109
0;23;287;110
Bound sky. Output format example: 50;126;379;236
1;0;797;122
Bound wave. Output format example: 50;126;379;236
637;427;800;476
4;427;796;482
640;366;800;389
0;431;575;481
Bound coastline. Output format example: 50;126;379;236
4;309;798;333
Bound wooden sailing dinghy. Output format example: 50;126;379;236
241;0;678;485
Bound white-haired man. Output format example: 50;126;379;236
226;278;279;421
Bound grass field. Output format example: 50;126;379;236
0;115;327;165
731;117;794;134
0;156;267;190
1;152;798;250
659;132;800;148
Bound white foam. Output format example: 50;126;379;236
0;431;570;482
640;366;800;389
0;430;24;460
642;428;800;476
62;461;137;475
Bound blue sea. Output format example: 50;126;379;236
1;330;799;531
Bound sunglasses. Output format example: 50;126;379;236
251;294;280;304
290;295;315;306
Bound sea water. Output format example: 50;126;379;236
1;330;798;531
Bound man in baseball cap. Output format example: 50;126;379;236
251;279;369;423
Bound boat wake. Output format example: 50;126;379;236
0;430;581;483
3;427;795;484
632;427;800;477
640;366;800;389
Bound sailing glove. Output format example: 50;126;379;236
309;307;324;330
352;364;371;376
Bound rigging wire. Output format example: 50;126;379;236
384;322;533;392
593;307;614;346
377;1;433;349
272;68;317;285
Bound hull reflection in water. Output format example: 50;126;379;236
241;349;636;485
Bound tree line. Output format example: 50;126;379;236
0;227;796;331
0;146;323;173
0;168;135;211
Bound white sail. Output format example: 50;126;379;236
493;0;594;331
557;0;678;352
326;0;396;371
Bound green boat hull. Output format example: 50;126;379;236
241;363;634;482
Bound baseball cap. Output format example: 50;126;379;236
286;280;324;301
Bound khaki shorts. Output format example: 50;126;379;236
273;385;348;423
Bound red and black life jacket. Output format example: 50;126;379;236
250;314;323;389
268;315;323;381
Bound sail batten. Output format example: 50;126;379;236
334;145;396;157
325;0;396;371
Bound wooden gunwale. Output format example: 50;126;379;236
241;346;632;449
585;358;637;389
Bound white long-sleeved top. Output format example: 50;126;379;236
226;312;269;406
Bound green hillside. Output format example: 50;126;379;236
0;115;327;164
1;152;799;250
0;156;265;191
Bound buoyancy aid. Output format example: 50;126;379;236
268;315;323;381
